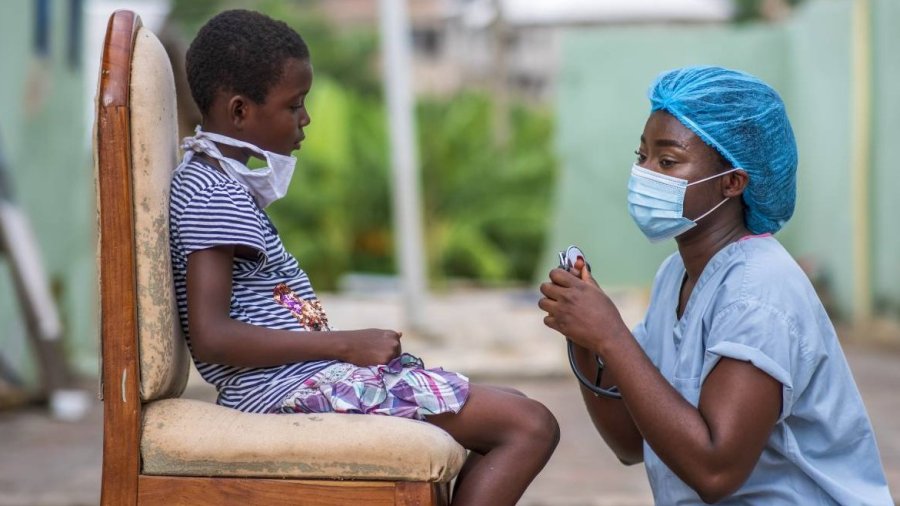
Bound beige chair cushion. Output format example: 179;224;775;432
141;398;467;482
129;26;190;401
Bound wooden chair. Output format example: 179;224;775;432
94;10;465;505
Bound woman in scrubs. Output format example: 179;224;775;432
539;66;892;505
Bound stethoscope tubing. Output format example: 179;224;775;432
567;339;622;399
559;246;622;399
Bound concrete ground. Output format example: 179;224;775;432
0;288;897;505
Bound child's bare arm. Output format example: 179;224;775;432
186;246;402;367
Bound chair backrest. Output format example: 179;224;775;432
95;12;189;498
128;17;190;401
97;10;189;404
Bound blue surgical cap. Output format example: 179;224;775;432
648;66;798;234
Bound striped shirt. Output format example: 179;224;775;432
169;157;336;412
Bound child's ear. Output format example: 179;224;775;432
227;95;250;130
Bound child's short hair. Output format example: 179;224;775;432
186;9;310;115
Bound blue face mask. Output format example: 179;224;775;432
627;164;740;243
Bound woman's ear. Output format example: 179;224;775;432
723;169;749;198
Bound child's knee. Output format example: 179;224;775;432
514;398;560;450
492;385;527;397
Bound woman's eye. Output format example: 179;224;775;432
659;159;675;168
634;150;646;162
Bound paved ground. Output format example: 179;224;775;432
0;288;897;505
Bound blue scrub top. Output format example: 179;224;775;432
633;236;892;505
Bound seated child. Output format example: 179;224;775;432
170;10;559;505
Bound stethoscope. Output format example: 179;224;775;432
557;246;622;399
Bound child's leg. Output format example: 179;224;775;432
450;385;528;496
426;384;559;506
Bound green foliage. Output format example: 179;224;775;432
170;0;558;290
268;76;394;289
418;94;557;285
168;0;224;34
268;82;557;290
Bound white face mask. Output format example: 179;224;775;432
180;127;297;208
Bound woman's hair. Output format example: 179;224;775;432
186;9;310;115
648;66;798;234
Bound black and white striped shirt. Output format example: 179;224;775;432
169;157;336;412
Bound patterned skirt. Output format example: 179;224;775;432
276;353;470;420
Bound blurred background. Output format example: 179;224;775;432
0;0;898;504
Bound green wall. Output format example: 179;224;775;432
870;0;900;315
781;0;853;318
549;0;899;323
0;0;96;382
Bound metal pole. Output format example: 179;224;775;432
379;0;428;331
850;0;872;324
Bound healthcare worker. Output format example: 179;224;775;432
539;66;892;505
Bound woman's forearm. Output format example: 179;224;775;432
599;332;779;502
571;342;645;464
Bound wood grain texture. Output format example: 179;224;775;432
96;9;142;506
395;481;449;506
139;476;413;505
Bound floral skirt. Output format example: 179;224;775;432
277;353;469;420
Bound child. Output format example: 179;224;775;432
171;10;558;505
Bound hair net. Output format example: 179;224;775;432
648;65;798;234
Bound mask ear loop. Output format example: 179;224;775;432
685;167;742;223
686;167;741;187
691;196;730;223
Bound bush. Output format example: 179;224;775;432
269;81;557;290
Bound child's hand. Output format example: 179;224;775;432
341;329;403;366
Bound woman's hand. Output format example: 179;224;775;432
538;259;630;356
565;258;597;287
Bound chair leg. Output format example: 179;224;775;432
395;481;450;506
